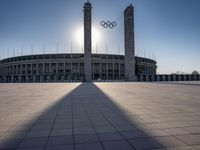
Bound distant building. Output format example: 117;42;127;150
0;2;157;83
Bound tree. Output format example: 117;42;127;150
192;70;199;75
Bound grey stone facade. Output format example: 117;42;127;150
0;54;157;83
84;1;92;82
124;4;136;81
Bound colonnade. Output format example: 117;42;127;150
137;74;200;82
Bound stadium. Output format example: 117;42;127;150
0;54;156;82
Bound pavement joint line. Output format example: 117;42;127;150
82;99;106;150
71;93;76;150
14;111;42;149
44;98;64;150
90;93;136;150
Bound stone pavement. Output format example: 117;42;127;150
0;82;200;150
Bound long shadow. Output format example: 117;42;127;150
0;83;188;150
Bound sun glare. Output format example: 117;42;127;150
74;26;101;47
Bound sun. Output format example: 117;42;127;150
74;26;101;47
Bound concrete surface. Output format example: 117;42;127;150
0;82;200;150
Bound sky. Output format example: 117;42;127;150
0;0;199;74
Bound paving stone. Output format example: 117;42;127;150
31;125;53;131
176;134;200;145
161;128;189;135
17;147;44;150
50;129;72;136
75;142;104;150
166;146;196;150
103;140;133;150
182;126;200;134
27;130;50;138
121;130;149;139
74;127;95;135
74;133;99;144
95;126;117;133
0;138;21;149
7;125;32;132
19;137;48;148
47;135;73;146
53;123;72;129
2;131;27;139
45;144;73;150
98;132;124;141
128;138;162;150
154;136;188;147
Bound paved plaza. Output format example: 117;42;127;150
0;82;200;150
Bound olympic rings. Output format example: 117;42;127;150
100;21;117;28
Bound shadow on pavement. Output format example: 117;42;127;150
0;83;188;150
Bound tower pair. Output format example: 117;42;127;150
84;1;135;82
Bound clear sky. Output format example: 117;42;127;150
0;0;199;74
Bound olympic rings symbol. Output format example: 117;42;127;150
100;21;117;28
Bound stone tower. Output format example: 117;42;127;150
84;1;92;82
124;4;136;81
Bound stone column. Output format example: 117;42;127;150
124;4;136;81
64;62;66;81
118;63;120;79
84;1;92;82
112;63;115;79
167;75;170;81
3;76;6;83
100;63;102;79
92;63;94;79
33;76;36;82
11;76;14;83
177;75;181;81
61;76;64;82
43;63;45;75
184;75;187;81
18;75;21;83
173;75;176;81
188;75;191;81
157;75;160;81
40;75;43;82
53;76;57;82
26;75;29;83
56;63;58;76
31;64;32;75
49;63;51;75
25;64;27;75
106;63;108;79
194;75;197;81
70;62;72;75
139;75;142;82
43;63;45;82
162;75;165;81
146;75;149;82
36;64;38;75
151;75;155;82
47;75;50;82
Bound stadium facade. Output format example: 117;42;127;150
0;2;159;83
